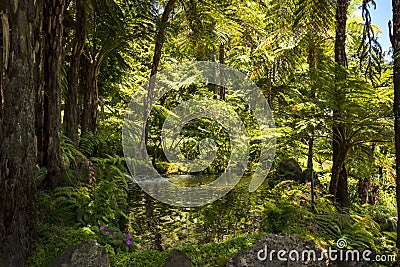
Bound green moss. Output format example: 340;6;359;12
110;234;262;267
183;234;262;267
110;250;169;267
28;226;96;267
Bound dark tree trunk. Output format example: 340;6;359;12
267;77;273;109
334;0;348;68
265;66;274;109
330;140;350;207
42;0;65;190
65;0;86;147
329;0;350;207
358;143;375;204
307;137;315;211
391;0;400;250
81;60;99;134
0;6;7;120
336;163;349;207
0;33;3;120
368;183;379;205
139;0;178;157
358;177;371;204
34;0;45;166
307;41;317;211
219;43;225;101
0;1;37;265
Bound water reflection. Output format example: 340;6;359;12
127;173;271;250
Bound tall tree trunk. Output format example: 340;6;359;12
219;43;225;101
34;0;45;166
0;5;7;120
65;0;86;147
0;1;37;265
357;142;375;204
81;60;99;134
391;0;400;251
139;0;178;157
0;34;3;120
43;0;65;189
138;0;178;252
358;176;371;204
267;78;273;109
329;0;350;207
307;137;315;210
308;41;317;211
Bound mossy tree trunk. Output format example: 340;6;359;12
0;0;37;265
329;0;350;208
42;0;65;189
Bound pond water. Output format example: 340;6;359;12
127;173;272;250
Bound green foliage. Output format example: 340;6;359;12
84;179;128;226
262;200;304;234
256;180;392;255
31;0;398;266
89;154;129;226
91;154;127;183
80;131;108;157
32;148;131;265
60;135;86;185
109;235;262;267
28;226;96;267
314;212;381;249
61;134;85;164
35;185;90;226
37;180;127;228
182;235;262;267
110;250;170;267
95;225;140;254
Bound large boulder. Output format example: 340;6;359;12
48;240;110;267
276;159;306;183
163;249;192;267
226;234;327;267
226;235;373;267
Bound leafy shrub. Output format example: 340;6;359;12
314;212;381;249
36;185;90;226
41;181;127;228
96;224;141;253
82;179;128;226
80;131;107;157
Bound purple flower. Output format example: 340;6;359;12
106;230;110;235
99;226;105;231
126;240;131;246
307;182;311;189
127;232;131;238
113;233;117;237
